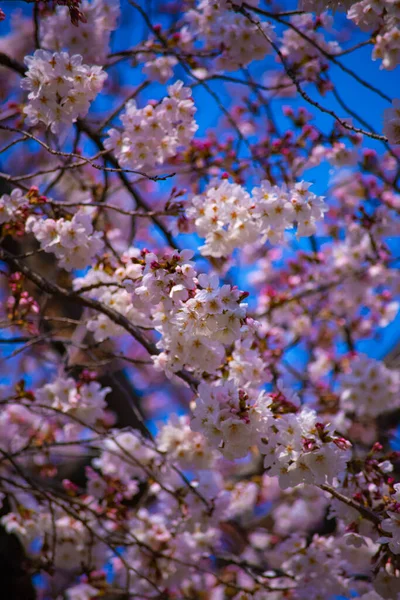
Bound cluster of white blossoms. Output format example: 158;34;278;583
383;98;400;145
73;253;151;341
191;381;263;461
139;54;178;84
75;247;256;376
266;534;356;599
0;403;42;457
281;12;341;61
154;271;249;375
373;25;400;70
271;484;330;536
192;380;351;485
156;414;215;469
73;249;194;344
185;0;275;71
35;376;110;427
187;179;327;257
26;210;104;271
0;188;27;224
94;429;157;491
134;248;197;307
112;508;218;598
348;0;400;31
262;408;351;489
348;1;400;69
227;337;267;388
280;12;341;82
40;0;119;65
339;354;400;417
380;484;400;554
156;469;230;531
105;81;197;171
187;180;258;257
3;508;108;572
21;50;107;133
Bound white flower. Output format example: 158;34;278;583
188;178;327;257
141;55;178;83
21;49;107;132
339;354;400;417
27;210;104;271
41;0;120;65
185;0;275;71
373;26;400;70
157;414;215;469
36;376;110;426
0;188;27;224
105;80;197;171
381;512;400;553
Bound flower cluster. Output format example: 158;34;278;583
26;209;104;271
227;337;268;388
380;484;400;554
262;407;351;489
94;429;157;491
76;248;254;376
73;254;151;341
383;98;400;144
373;25;400;70
153;272;249;375
192;380;351;486
187;179;258;257
185;0;275;71
140;54;178;84
187;179;327;257
1;0;400;598
266;534;354;598
191;381;263;460
270;484;330;536
339;354;400;417
40;0;120;65
112;507;218;597
0;188;28;225
105;81;197;171
156;414;215;469
347;0;387;30
348;1;400;69
36;375;110;426
280;13;341;84
21;50;107;132
3;508;108;572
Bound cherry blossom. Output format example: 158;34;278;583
383;98;400;144
21;49;107;132
105;80;197;171
0;0;398;598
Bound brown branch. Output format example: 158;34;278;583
76;119;179;249
239;7;388;142
245;4;391;105
320;484;381;526
0;53;26;76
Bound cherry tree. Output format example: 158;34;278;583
0;0;399;598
